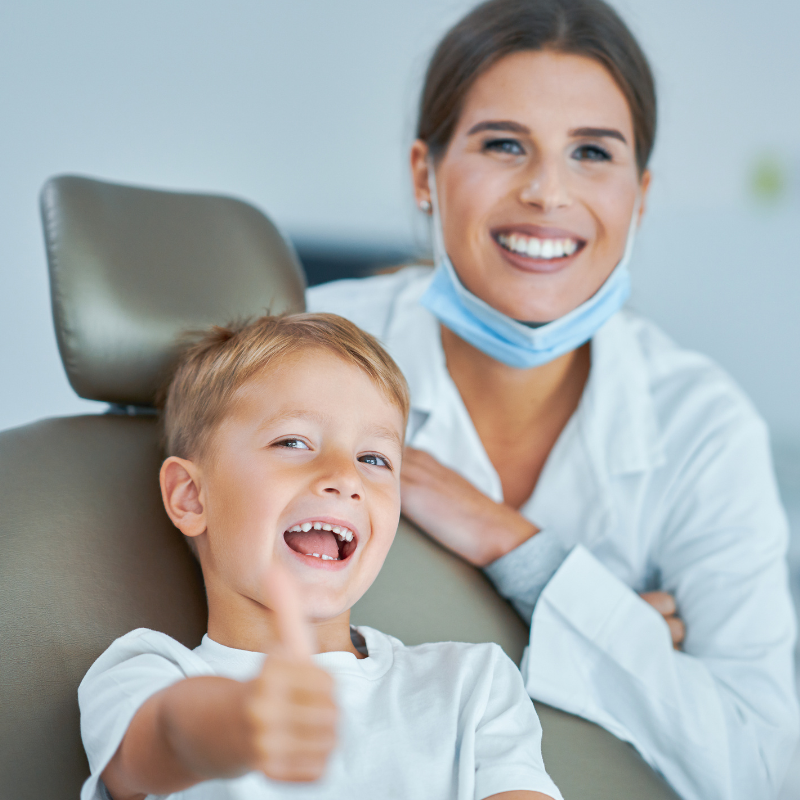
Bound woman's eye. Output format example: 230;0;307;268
359;453;391;469
483;138;525;156
275;438;310;450
572;144;612;162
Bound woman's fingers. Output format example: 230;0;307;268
640;591;685;648
640;590;676;616
666;615;686;649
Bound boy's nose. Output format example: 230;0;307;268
314;453;363;501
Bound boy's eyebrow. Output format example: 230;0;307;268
367;423;404;449
258;410;403;448
260;409;325;427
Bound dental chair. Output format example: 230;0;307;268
0;175;678;800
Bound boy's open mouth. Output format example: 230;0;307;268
284;520;358;562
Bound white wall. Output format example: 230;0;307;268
1;0;799;445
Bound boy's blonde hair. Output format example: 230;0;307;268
162;312;410;460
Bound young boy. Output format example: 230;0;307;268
78;313;562;800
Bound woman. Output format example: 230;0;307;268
308;1;798;797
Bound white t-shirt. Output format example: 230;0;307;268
79;626;562;800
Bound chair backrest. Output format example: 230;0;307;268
0;175;677;800
40;174;306;407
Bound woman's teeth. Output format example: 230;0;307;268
497;233;578;259
287;521;354;542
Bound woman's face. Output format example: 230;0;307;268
411;50;650;322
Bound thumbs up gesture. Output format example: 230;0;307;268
241;562;339;782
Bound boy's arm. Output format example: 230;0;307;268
103;657;336;800
101;566;336;800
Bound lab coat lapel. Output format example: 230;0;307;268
523;312;665;565
382;272;504;503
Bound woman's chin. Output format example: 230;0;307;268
465;254;613;324
470;282;579;324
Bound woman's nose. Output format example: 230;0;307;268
314;452;363;501
518;158;571;213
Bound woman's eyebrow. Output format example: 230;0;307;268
466;120;530;135
466;121;628;146
569;126;627;144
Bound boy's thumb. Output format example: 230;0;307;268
263;560;315;661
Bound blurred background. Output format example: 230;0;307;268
1;0;799;794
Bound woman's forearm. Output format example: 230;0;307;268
476;501;540;565
400;447;539;566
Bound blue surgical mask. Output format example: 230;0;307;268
420;168;639;369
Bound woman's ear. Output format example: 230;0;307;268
410;139;432;211
160;456;206;540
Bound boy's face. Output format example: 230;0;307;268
192;349;404;624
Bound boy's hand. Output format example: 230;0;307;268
242;563;338;782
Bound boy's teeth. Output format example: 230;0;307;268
498;233;578;260
303;552;339;561
288;522;355;541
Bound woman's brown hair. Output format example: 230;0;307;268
417;0;656;175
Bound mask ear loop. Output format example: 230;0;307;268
617;192;641;274
427;158;448;268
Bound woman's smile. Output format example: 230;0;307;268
492;224;587;274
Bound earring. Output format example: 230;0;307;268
419;200;431;213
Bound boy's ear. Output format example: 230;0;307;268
160;456;206;539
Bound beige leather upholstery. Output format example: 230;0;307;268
0;174;678;799
0;415;206;797
40;175;305;406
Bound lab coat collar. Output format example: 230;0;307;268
383;268;444;417
383;268;665;478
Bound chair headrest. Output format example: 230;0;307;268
40;175;306;407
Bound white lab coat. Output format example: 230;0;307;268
307;266;799;800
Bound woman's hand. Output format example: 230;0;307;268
400;447;539;566
641;591;685;649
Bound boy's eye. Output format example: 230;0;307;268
572;144;612;162
359;453;391;469
275;438;310;450
482;138;525;156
